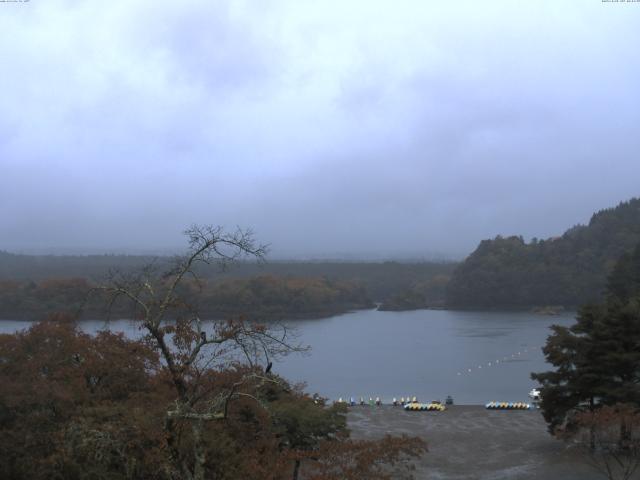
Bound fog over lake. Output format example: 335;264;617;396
0;309;575;404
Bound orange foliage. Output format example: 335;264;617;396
1;310;425;480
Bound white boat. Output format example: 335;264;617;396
528;388;541;401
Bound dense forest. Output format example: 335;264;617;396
2;197;639;315
0;276;374;321
0;254;454;320
529;241;640;476
0;228;427;479
0;253;455;299
446;198;640;308
377;274;449;311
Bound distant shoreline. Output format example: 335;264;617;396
0;306;578;324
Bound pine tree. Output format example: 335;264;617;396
532;243;640;434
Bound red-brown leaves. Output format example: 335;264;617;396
564;405;640;480
0;315;170;479
0;318;427;480
300;435;427;480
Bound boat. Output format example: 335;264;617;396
528;388;541;401
404;402;446;412
485;401;531;410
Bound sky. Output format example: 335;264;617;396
1;0;639;259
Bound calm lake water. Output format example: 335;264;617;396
0;309;576;404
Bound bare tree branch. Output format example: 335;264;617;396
89;225;298;480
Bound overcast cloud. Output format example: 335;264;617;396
1;0;639;258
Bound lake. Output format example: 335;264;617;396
0;308;576;404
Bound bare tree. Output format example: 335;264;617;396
567;405;640;480
92;225;305;480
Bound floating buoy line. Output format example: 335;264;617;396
331;345;545;408
455;345;544;377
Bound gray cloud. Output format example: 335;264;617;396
1;0;639;258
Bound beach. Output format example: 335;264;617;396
348;405;604;480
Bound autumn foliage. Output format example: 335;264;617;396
0;315;170;479
0;315;425;480
1;226;426;479
0;275;372;321
565;405;640;480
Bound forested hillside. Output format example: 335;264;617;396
0;276;374;321
446;198;640;308
0;252;455;319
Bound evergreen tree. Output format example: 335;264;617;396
532;243;640;434
607;243;640;303
448;197;640;308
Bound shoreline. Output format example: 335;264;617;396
0;305;578;323
348;405;599;479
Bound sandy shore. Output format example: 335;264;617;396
348;405;605;480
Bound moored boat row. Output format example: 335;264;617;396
404;402;446;411
485;401;531;410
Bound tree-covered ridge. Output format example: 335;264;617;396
0;253;455;305
446;197;640;308
0;275;374;321
197;275;374;319
532;241;640;435
377;274;450;311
